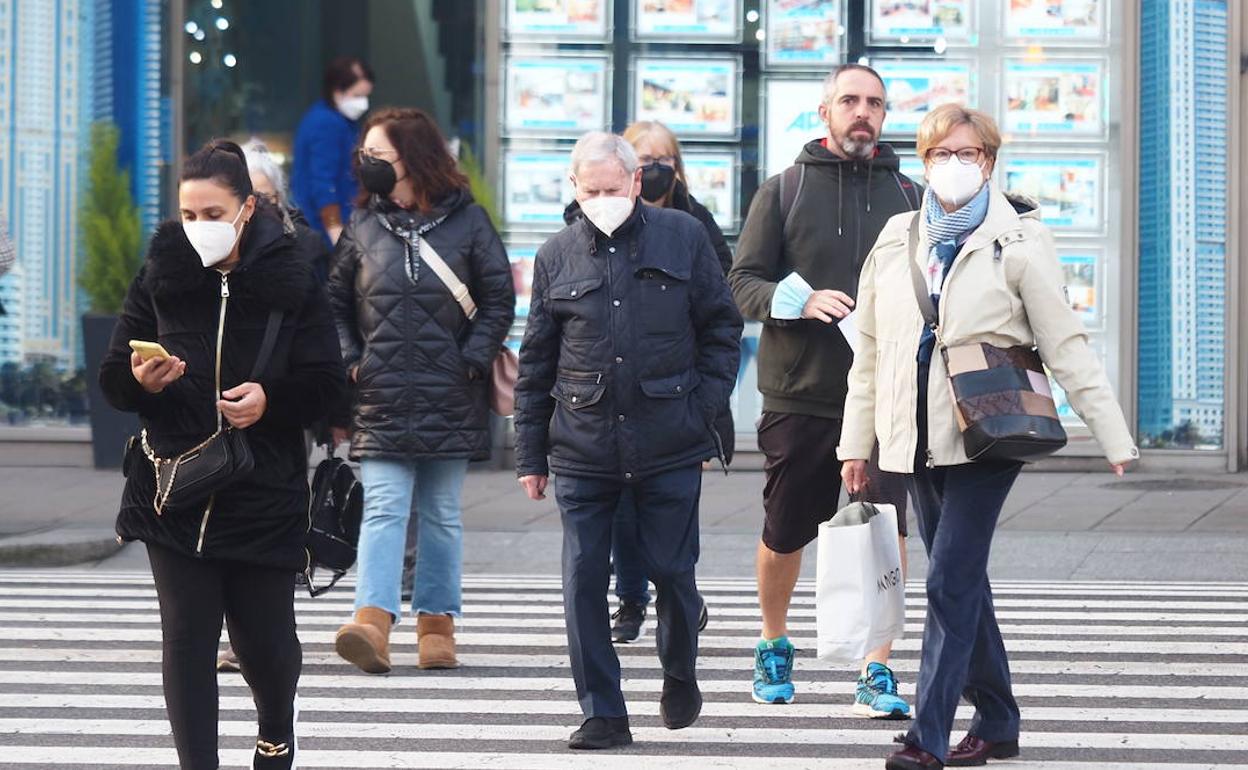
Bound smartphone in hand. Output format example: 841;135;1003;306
129;340;172;362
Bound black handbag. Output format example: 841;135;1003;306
139;309;284;514
905;213;1066;464
304;445;363;597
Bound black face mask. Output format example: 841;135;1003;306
640;162;677;203
359;155;397;197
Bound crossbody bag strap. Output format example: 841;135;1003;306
418;236;478;320
248;309;285;381
906;213;940;338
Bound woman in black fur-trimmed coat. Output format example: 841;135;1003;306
99;140;345;770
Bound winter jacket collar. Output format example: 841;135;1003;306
796;139;903;175
368;187;472;228
143;212;311;311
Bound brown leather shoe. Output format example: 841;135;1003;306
885;745;944;770
335;607;393;674
417;613;459;669
945;735;1019;767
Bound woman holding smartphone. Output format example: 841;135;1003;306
99;139;346;770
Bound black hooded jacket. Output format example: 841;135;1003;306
327;190;515;462
100;212;347;570
729;140;922;419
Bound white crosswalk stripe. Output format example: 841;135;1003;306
0;572;1245;768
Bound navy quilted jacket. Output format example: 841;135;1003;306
328;190;515;461
514;201;742;481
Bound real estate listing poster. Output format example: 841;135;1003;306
1004;60;1105;136
503;151;575;226
634;0;739;40
1005;0;1105;41
764;0;844;68
505;0;610;40
1001;155;1104;231
682;152;738;231
875;60;975;135
635;57;739;137
504;56;609;134
870;0;973;42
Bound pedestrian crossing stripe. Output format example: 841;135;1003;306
0;573;1246;768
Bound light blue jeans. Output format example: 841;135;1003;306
355;457;469;621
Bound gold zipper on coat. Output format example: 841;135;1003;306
196;273;230;555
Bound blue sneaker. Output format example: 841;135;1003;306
853;662;911;719
752;636;796;704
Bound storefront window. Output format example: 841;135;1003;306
498;0;1129;450
1137;0;1229;450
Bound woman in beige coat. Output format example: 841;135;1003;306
837;105;1138;770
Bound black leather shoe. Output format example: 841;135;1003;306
568;716;632;750
885;744;944;770
660;674;702;729
611;600;647;644
946;735;1019;766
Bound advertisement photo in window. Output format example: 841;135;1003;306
875;60;976;135
870;0;973;43
503;150;576;226
505;0;610;40
634;57;739;137
1003;60;1105;137
504;56;610;135
1000;155;1104;232
764;0;844;69
634;0;739;41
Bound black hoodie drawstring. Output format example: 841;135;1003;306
837;165;843;237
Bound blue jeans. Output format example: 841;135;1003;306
355;457;469;620
611;488;652;605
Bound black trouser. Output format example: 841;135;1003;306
555;464;703;718
147;543;301;770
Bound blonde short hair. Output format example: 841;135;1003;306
916;104;1002;160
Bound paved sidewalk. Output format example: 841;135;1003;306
2;463;1247;580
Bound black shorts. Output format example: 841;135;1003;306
757;411;908;554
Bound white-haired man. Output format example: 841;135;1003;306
515;131;742;750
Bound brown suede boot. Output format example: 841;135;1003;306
335;607;393;674
417;613;459;669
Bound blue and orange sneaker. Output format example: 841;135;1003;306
752;636;796;704
853;662;911;719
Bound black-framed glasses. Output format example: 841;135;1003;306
638;154;676;166
925;147;986;165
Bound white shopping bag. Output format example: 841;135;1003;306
815;501;906;665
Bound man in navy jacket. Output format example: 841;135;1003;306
515;131;742;751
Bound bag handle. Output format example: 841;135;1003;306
906;213;941;345
248;309;285;382
418;236;478;320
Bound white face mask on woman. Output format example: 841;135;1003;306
926;159;987;208
336;95;369;121
183;205;245;268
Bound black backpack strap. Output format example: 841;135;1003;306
778;164;805;237
248;309;284;381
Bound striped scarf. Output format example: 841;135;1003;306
923;183;990;298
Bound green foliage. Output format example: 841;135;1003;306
78;122;143;315
459;142;502;232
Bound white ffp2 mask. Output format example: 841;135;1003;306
926;160;987;208
336;95;369;121
578;177;636;238
183;205;245;268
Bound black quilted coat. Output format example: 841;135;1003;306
328;190;515;461
100;213;347;570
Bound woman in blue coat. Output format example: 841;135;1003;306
292;57;374;245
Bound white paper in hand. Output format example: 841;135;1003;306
837;310;860;355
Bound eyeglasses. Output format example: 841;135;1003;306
637;154;675;166
925;147;987;165
357;148;398;162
